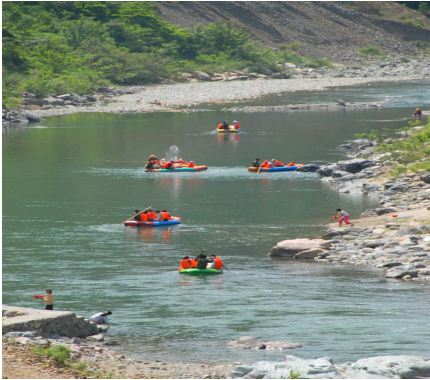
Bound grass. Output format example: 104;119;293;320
33;345;70;367
358;46;385;58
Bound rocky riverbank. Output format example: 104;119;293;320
270;124;430;281
2;334;233;379
3;57;429;122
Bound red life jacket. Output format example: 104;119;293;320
148;211;157;220
140;213;149;221
234;123;240;129
190;259;198;268
180;259;191;269
188;162;196;168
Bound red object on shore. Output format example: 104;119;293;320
392;215;398;217
32;295;44;299
333;216;338;219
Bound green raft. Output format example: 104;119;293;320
179;268;223;276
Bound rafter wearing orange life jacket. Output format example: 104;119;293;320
148;210;157;220
140;212;149;222
212;256;223;269
271;159;284;167
189;259;198;268
233;121;240;129
188;161;196;168
261;160;273;168
180;258;191;269
286;162;296;167
161;161;174;169
158;211;171;221
217;123;224;129
177;158;188;166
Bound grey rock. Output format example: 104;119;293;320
382;262;403;268
361;210;378;218
420;173;430;184
337;159;376;174
296;164;320;172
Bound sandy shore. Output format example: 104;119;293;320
29;75;424;118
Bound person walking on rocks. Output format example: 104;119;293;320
335;208;352;227
136;97;142;105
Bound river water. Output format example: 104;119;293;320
3;81;430;365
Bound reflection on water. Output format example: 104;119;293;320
218;132;241;147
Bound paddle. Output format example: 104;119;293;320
183;235;232;273
257;164;263;174
113;206;152;229
106;160;146;163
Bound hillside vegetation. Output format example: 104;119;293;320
2;1;328;107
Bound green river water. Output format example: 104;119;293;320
3;80;430;364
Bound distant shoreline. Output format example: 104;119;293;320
28;75;425;119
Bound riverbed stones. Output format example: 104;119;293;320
294;248;326;259
230;355;430;379
337;158;376;174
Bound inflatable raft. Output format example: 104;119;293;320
124;216;181;227
248;164;303;172
145;165;207;172
217;126;241;133
179;267;223;275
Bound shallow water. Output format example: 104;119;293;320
3;82;430;364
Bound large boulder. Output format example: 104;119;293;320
294;248;327;259
227;336;302;350
337;159;376;174
192;71;212;81
269;239;332;257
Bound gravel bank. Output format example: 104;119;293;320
29;75;423;119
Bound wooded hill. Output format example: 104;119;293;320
2;1;430;107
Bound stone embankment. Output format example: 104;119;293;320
2;305;105;338
229;354;430;379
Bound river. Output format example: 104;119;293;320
2;80;430;365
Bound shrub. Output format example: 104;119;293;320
358;46;384;57
33;344;71;366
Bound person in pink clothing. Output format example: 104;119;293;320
336;208;352;226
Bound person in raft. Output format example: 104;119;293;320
188;161;196;168
271;159;284;167
158;210;171;221
36;289;54;310
90;311;112;324
335;208;353;227
252;158;261;167
222;121;229;130
233;120;240;129
147;209;158;220
209;255;224;270
413;108;422;121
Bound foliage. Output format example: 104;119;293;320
358;46;384;57
355;117;430;176
2;1;333;107
33;344;71;366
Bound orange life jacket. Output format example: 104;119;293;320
164;212;171;220
273;160;284;167
140;213;149;221
261;162;269;168
190;259;198;268
161;162;173;169
234;123;240;129
188;162;196;168
180;259;191;269
218;123;223;129
286;162;296;167
213;256;223;269
148;211;157;220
